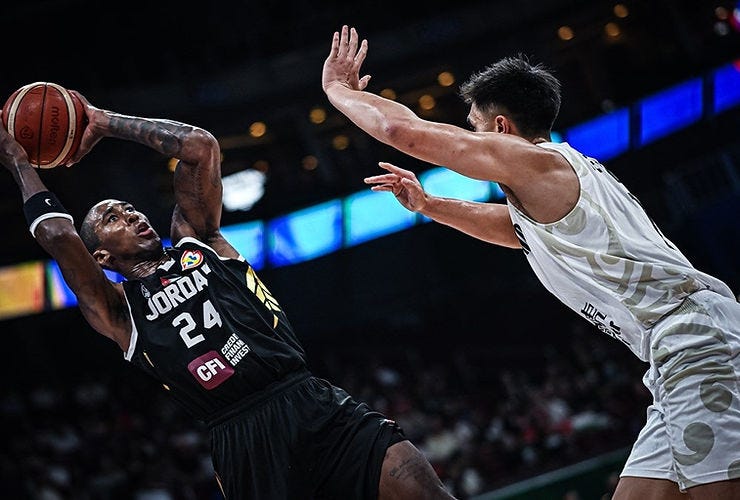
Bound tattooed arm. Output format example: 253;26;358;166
69;92;239;258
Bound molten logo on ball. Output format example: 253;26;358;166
48;106;60;146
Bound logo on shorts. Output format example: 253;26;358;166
181;250;203;270
187;351;234;390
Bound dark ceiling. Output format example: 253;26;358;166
1;0;739;269
4;0;735;113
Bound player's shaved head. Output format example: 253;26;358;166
80;199;124;254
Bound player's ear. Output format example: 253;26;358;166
494;115;508;134
496;115;522;136
93;248;113;268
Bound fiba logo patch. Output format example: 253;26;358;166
181;250;203;270
187;351;234;390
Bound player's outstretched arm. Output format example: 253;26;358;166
0;119;132;350
68;91;238;258
365;162;521;248
322;25;547;189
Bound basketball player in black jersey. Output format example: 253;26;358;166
0;93;455;499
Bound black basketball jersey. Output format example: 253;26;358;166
121;237;307;422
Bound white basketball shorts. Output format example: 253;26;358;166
621;289;740;491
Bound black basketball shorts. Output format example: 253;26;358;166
208;370;406;499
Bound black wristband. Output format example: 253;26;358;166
23;191;74;236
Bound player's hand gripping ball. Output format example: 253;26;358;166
2;82;87;168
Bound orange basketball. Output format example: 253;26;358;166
2;82;86;169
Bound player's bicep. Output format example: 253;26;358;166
171;130;223;239
384;119;527;185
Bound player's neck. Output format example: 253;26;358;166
124;252;171;280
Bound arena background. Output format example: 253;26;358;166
1;1;739;499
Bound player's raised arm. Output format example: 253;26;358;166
0;119;132;350
365;162;521;248
68;91;238;258
322;26;551;188
322;25;577;225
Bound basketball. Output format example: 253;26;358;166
1;82;86;169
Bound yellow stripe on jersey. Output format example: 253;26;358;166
245;266;282;328
143;351;155;367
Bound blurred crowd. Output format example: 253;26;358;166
0;320;651;500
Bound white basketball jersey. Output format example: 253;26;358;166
507;141;735;360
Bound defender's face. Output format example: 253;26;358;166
467;103;496;132
92;199;161;258
467;102;524;138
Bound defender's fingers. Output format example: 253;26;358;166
354;39;368;65
348;27;359;58
338;25;350;56
364;173;399;183
358;75;371;91
378;161;414;178
329;31;340;57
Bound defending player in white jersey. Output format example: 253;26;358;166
322;25;740;499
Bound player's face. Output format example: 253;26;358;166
92;199;162;259
467;103;521;137
467;103;496;132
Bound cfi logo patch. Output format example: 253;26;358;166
187;351;234;390
180;250;203;271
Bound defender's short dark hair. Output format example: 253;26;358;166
459;54;561;138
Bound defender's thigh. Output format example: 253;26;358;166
613;476;685;500
685;478;740;500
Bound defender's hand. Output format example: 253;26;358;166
322;25;371;93
364;162;428;212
